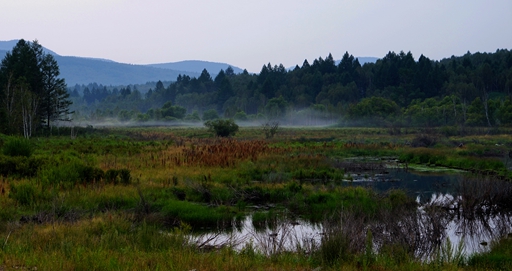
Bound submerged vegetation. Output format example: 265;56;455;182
0;126;511;270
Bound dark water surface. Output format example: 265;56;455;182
343;169;460;203
193;170;511;258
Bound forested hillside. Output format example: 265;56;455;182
70;49;512;128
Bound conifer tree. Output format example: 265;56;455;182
0;39;72;135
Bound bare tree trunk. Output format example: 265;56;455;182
3;74;19;134
451;96;458;123
482;91;492;127
20;87;39;139
461;99;467;125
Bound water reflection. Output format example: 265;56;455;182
191;215;323;254
192;173;512;259
343;170;460;204
427;179;512;255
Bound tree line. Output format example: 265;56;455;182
0;40;72;137
69;49;512;127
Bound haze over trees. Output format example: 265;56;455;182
0;39;72;137
68;49;512;128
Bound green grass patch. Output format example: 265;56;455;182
160;199;239;228
468;237;512;270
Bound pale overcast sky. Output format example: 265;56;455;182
1;0;511;72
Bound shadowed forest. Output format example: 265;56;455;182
70;49;512;129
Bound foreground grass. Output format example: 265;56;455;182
0;214;317;271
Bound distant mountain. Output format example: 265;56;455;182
1;40;378;86
0;39;58;56
334;57;378;66
146;60;244;75
0;40;240;86
53;55;199;86
288;56;379;70
354;57;379;65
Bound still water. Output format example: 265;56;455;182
192;170;511;258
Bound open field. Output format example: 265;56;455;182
0;126;511;270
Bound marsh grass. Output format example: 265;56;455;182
1;126;511;270
8;180;42;206
468;237;512;270
2;137;33;157
160;199;240;228
430;238;466;270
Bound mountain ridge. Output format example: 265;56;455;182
0;40;241;85
147;60;244;75
0;40;379;86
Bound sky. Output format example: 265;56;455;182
1;0;511;73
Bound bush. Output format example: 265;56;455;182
3;137;33;157
9;182;38;206
204;119;239;137
119;169;131;185
105;169;119;184
104;169;131;185
0;156;45;178
77;166;104;184
40;162;81;189
262;121;279;139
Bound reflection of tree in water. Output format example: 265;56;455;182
369;203;448;259
427;176;512;254
321;175;512;260
192;175;512;260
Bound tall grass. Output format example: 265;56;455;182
2;137;33;157
430;238;466;270
160;199;239;229
468;237;512;270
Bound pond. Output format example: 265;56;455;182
342;169;460;204
191;170;512;259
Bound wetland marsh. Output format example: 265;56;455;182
0;126;511;270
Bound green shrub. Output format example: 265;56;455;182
119;169;131;185
103;169;130;185
39;162;104;188
9;182;38;206
77;166;104;184
3;137;33;157
0;156;45;178
105;169;119;184
204;119;239;137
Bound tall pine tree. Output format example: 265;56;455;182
0;39;72;135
